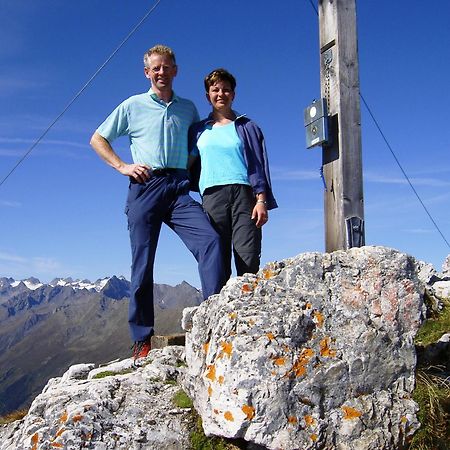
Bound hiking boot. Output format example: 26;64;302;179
132;337;152;360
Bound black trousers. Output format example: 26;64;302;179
202;184;261;281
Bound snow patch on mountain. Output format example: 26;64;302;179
2;276;129;293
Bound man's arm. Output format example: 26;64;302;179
90;132;150;183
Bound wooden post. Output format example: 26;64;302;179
319;0;364;251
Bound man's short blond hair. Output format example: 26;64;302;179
143;44;176;67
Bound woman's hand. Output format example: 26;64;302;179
252;202;268;228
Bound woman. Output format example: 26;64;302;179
189;68;277;282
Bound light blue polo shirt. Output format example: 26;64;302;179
96;88;199;169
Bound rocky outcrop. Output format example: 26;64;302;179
182;246;427;450
2;246;446;450
0;347;191;450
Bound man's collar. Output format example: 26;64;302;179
148;88;178;103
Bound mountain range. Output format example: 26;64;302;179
0;275;202;416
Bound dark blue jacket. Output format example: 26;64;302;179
188;115;278;210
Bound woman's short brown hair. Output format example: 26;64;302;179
204;68;236;92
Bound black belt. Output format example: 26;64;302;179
151;168;180;176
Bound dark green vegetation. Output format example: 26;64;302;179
410;298;450;450
92;368;134;379
172;389;194;409
415;298;450;347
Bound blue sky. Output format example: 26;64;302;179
1;0;449;287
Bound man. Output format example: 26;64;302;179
90;45;225;360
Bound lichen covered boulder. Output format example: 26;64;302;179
182;246;426;450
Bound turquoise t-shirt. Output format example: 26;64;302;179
196;122;250;195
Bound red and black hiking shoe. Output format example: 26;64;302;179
132;337;152;360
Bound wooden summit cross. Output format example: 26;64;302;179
318;0;365;251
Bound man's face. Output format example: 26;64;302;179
144;53;177;93
207;80;235;111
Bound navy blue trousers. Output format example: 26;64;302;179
125;171;225;342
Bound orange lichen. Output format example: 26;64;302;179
229;312;237;320
53;428;65;439
266;332;275;341
319;337;336;358
218;375;224;385
304;415;316;427
242;405;255;420
241;284;253;292
72;414;83;423
274;356;287;366
203;342;210;353
305;303;312;309
220;341;233;358
288;348;314;378
208;385;213;397
310;434;318;442
224;411;234;421
31;433;39;450
341;406;362;419
288;416;298;424
262;269;274;279
50;444;64;448
60;411;68;423
205;364;216;382
292;362;306;377
248;319;255;326
313;311;324;328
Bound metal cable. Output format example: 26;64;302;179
0;0;164;188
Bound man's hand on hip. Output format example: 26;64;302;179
90;132;151;183
118;163;151;183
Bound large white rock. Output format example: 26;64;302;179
182;246;425;450
432;280;450;300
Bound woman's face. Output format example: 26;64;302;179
207;80;235;112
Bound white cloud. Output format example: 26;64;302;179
0;251;26;263
0;78;46;96
32;257;62;273
402;228;433;234
271;167;320;181
0;138;88;149
0;149;24;157
365;171;450;187
0;250;65;281
0;200;21;208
